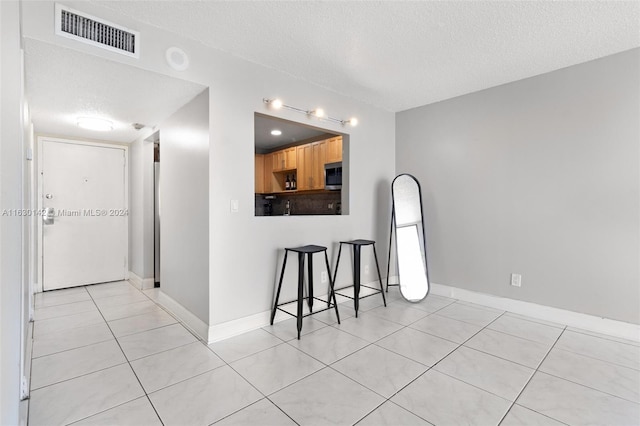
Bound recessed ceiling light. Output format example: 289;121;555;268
271;129;282;136
77;117;113;131
312;108;325;118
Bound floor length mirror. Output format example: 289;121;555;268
390;174;429;302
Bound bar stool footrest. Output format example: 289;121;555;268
274;296;340;319
334;285;385;300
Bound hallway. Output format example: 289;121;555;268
28;281;639;425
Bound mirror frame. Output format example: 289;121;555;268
390;173;430;302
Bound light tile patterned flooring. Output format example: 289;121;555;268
28;281;640;425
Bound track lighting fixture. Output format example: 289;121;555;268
263;98;358;127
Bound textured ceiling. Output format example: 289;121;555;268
96;0;640;112
24;39;206;143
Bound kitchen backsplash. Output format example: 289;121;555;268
255;191;342;216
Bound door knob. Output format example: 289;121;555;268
43;207;55;225
45;194;53;199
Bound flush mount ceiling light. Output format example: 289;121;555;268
263;98;358;127
271;129;282;136
77;116;113;131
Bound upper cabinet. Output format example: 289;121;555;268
254;154;265;193
310;140;327;190
255;153;276;193
272;147;297;172
284;147;297;169
326;136;342;163
296;143;312;191
296;140;326;191
263;153;274;193
257;136;342;194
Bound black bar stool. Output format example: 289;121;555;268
333;239;387;317
270;245;341;339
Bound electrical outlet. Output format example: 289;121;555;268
328;203;333;210
510;273;522;287
321;271;328;283
364;264;370;274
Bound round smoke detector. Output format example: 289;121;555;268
165;47;189;71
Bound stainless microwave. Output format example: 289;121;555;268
324;162;342;190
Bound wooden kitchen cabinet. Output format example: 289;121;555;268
272;147;297;171
272;151;284;171
310;140;326;189
296;141;326;190
284;147;297;169
255;154;265;193
265;152;294;193
263;152;274;193
326;136;342;163
260;137;337;194
296;144;312;190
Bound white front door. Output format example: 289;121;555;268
41;139;127;290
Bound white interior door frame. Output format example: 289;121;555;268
36;136;129;293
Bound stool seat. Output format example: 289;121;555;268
333;239;386;317
340;239;375;246
286;245;327;254
271;244;340;339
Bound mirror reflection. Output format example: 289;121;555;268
254;113;347;216
391;174;429;301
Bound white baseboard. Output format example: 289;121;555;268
160;277;638;345
128;272;142;289
23;321;33;396
156;291;209;342
19;321;33;425
19;398;28;426
154;289;332;344
207;310;275;344
206;293;356;344
205;281;388;344
430;282;640;343
128;271;155;290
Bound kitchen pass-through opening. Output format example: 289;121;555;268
253;113;349;216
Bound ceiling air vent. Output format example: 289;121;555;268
55;4;140;58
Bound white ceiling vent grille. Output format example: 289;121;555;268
55;4;139;58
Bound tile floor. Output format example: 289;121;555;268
28;280;640;425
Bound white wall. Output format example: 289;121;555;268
396;49;640;324
206;65;395;330
21;1;396;336
1;1;28;423
129;132;154;280
160;89;210;323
